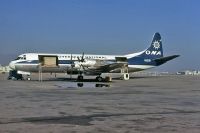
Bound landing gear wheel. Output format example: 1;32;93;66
122;73;130;80
77;75;83;81
96;76;103;82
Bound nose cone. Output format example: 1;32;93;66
9;61;15;70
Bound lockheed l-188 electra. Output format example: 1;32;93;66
8;32;179;81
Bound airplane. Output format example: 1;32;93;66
8;32;179;81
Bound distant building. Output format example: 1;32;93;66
176;71;185;75
0;64;2;72
132;71;172;76
177;70;200;75
192;70;200;75
0;65;11;73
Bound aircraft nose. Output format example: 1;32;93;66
9;61;16;70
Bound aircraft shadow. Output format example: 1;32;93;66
1;110;199;126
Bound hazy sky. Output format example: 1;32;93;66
0;0;200;71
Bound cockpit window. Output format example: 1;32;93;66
23;55;26;60
15;57;20;60
14;57;24;60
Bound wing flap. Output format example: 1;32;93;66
84;62;127;74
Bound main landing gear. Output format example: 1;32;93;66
121;73;130;80
77;75;105;82
77;75;84;81
96;76;103;82
120;65;130;80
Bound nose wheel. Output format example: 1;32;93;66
27;76;31;81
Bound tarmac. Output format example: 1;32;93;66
0;73;200;133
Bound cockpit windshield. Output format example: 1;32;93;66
15;57;23;60
14;55;26;60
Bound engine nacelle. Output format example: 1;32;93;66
74;60;96;68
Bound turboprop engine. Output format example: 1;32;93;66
74;59;97;68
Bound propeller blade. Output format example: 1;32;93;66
81;64;85;70
70;54;73;80
77;56;81;62
81;52;85;62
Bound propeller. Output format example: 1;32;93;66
77;52;86;71
69;52;87;79
69;53;86;79
70;54;74;80
77;52;85;62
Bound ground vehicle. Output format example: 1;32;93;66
7;70;23;80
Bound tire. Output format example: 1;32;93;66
96;76;103;82
77;76;83;81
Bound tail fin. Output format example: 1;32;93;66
139;32;163;59
126;32;179;68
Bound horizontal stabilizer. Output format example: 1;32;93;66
154;55;180;65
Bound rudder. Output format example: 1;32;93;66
139;32;163;59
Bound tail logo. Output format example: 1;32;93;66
145;50;161;55
153;41;160;50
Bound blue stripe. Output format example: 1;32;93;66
128;57;157;66
16;59;158;67
16;60;116;65
16;60;73;65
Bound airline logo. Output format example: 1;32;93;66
144;41;161;56
145;50;161;55
153;41;160;50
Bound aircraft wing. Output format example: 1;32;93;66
84;62;127;75
98;62;127;72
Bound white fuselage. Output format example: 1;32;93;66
9;53;155;74
8;33;179;77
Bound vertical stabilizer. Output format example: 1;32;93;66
139;32;163;59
